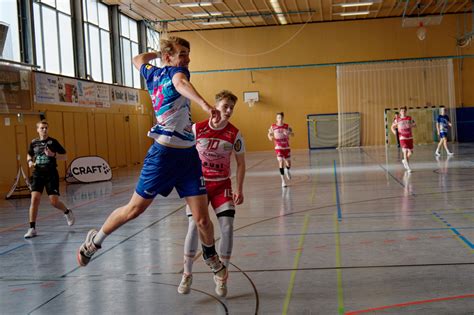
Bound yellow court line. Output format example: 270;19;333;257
282;213;310;315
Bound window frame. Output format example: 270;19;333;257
33;0;75;76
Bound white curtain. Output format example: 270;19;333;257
337;59;456;146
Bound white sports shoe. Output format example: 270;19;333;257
435;151;441;157
64;210;75;226
77;229;101;266
281;180;287;188
214;273;228;297
177;274;193;294
447;152;454;156
285;169;291;180
24;228;37;239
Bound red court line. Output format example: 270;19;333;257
0;187;131;234
345;294;474;314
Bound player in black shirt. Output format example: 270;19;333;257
24;120;75;238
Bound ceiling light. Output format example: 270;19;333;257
338;2;374;7
269;0;288;25
337;11;370;16
171;2;213;8
184;12;223;17
198;20;230;25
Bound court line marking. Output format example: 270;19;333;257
233;226;474;238
27;290;66;315
334;213;345;315
0;244;27;256
282;213;310;315
0;187;131;234
360;148;414;195
432;212;474;252
60;204;186;278
333;160;343;221
345;293;474;314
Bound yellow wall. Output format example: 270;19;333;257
181;15;474;150
0;89;153;189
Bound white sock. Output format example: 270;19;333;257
218;216;234;268
93;228;108;246
183;216;199;275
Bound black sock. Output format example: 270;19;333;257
64;209;70;214
286;166;290;170
30;222;36;229
279;168;284;175
202;243;217;260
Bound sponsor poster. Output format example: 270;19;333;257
111;86;140;106
35;73;110;108
35;73;59;104
77;80;97;108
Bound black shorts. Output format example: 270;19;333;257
31;168;60;195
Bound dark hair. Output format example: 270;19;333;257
277;112;284;118
215;90;238;104
399;106;407;111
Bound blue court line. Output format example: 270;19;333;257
433;212;474;249
333;160;343;221
0;244;27;256
234;226;474;238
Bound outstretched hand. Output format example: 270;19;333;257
209;108;221;127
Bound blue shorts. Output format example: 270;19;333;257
439;131;448;139
136;142;207;199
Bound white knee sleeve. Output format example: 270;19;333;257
218;216;234;267
184;216;199;256
183;216;199;274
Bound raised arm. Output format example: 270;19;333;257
172;72;220;122
133;51;161;70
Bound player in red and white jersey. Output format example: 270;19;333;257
391;106;416;172
178;90;246;297
268;112;294;187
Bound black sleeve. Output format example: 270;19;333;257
28;142;35;157
50;138;66;154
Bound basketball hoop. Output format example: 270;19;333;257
243;91;259;108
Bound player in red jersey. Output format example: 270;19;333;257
391;106;416;172
178;90;246;297
268;112;294;187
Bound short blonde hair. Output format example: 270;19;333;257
215;90;238;104
159;36;190;56
36;120;48;128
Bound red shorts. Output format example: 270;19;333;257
400;139;414;150
275;149;291;160
187;178;235;216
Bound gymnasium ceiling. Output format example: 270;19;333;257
102;0;473;32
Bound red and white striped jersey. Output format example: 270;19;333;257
269;123;291;149
392;116;415;140
194;119;245;181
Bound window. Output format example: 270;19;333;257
120;14;140;88
0;1;21;62
33;0;74;76
146;27;161;67
83;0;112;83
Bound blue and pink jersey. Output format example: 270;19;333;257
140;64;194;147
